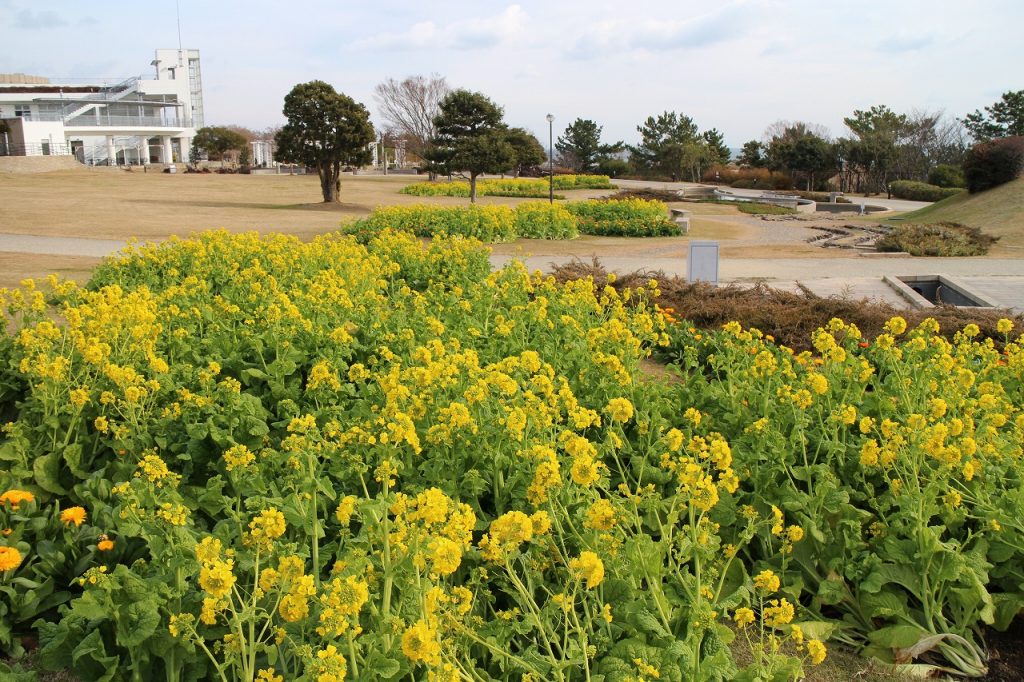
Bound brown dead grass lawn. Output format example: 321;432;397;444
0;170;702;242
0;252;101;290
0;170;418;240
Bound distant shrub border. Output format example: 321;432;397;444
343;198;679;242
702;165;794;190
401;174;615;198
888;180;964;202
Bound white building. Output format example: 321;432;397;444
0;48;204;166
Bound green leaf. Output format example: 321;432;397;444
816;576;846;605
861;589;908;618
867;624;927;649
71;629;119;682
363;653;402;679
629;608;671;639
63;442;88;479
116;600;161;647
790;620;837;641
33;450;68;495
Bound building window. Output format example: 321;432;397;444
15;105;31;120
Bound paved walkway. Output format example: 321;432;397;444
0;233;127;257
489;254;1024;314
610;179;933;212
489;254;1024;280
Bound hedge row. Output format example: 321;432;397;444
888;180;965;202
343;199;679;242
401;175;614;198
566;198;680;237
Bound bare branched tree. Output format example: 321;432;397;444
762;120;833;144
373;74;451;160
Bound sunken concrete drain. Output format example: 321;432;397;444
883;274;999;309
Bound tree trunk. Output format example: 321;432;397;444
319;162;340;202
469;172;478;204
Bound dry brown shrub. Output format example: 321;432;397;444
551;258;1023;352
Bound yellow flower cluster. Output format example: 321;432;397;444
223;444;256;471
478;510;550;562
307;643;348;682
569;550;605;589
247;508;286;550
391;487;476;576
316;574;369;637
659;430;738;513
402;619;442;666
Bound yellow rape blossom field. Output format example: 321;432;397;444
0;228;1022;681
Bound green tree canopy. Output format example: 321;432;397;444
556;118;600;171
629;111;712;182
191;126;248;166
963;90;1024;141
843;105;909;193
274;81;375;203
737;140;765;168
428;89;514;202
702;128;731;166
505;127;546;177
555;118;624;173
765;123;838;190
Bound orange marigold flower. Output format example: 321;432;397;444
60;506;87;527
98;539;115;551
0;546;23;571
0;489;35;510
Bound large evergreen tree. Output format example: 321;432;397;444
737;140;765;168
765;123;838;190
963;90;1024;141
505;127;546;177
191;126;248;167
274;81;375;203
702;128;731;167
843;105;909;193
427;90;514;202
629;111;709;182
555;118;624;173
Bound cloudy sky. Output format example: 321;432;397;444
1;0;1020;146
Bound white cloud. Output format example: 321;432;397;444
566;2;757;59
15;8;67;29
352;5;528;51
875;32;938;54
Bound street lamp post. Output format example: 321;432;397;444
546;114;555;204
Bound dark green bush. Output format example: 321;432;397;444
888;180;964;202
596;158;630;178
928;164;966;188
963;136;1024;193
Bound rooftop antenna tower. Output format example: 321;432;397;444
176;0;184;65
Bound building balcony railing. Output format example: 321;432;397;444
18;112;191;128
0;142;73;157
63;114;192;128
